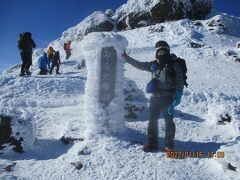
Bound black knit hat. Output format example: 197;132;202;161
155;40;170;49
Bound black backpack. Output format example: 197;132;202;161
169;58;188;87
17;32;32;50
53;51;60;63
17;33;24;49
146;58;188;93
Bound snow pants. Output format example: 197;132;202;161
39;68;48;75
148;96;175;148
20;51;32;74
65;50;71;59
50;63;59;74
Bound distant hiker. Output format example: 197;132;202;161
50;51;61;75
64;41;72;59
47;46;55;62
38;52;50;75
17;32;36;76
122;41;186;152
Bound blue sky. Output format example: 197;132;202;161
0;0;239;73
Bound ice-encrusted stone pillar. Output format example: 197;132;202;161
80;32;128;137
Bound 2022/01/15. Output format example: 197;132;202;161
167;151;225;158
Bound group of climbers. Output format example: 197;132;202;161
38;47;61;75
17;32;72;76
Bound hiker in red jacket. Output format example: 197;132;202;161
64;41;72;59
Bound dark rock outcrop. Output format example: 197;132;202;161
71;162;83;170
236;42;240;49
190;0;213;20
55;0;214;48
0;115;23;153
150;0;186;23
148;25;165;33
189;41;204;48
89;20;114;33
193;21;203;26
113;0;213;30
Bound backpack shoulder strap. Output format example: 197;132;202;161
174;57;188;87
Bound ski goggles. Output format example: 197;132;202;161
156;47;170;56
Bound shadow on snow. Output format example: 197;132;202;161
118;127;225;158
174;110;205;122
1;138;72;161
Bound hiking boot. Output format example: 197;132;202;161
25;71;31;76
143;144;158;152
19;72;25;77
165;147;174;152
56;72;61;75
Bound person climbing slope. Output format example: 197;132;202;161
50;51;61;75
47;46;55;62
64;41;72;59
38;52;50;75
17;32;36;76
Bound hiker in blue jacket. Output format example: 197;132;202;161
38;52;50;75
122;41;185;152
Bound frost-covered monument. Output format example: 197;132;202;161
80;32;128;137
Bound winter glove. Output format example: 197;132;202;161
121;51;129;60
168;89;183;115
150;63;158;72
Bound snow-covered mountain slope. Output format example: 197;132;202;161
0;16;240;179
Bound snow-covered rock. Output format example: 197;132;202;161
64;11;115;41
43;0;216;55
236;42;240;49
0;115;23;153
206;14;240;36
105;9;114;17
113;0;213;30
